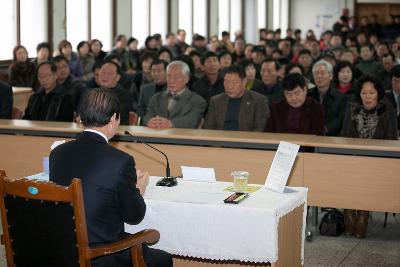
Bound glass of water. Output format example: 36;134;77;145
231;171;249;192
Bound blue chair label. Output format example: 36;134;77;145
28;186;39;195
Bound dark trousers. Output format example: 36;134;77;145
91;243;173;267
143;244;173;267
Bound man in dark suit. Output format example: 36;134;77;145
53;55;88;111
253;59;284;105
386;65;400;130
137;59;168;119
143;60;206;129
23;61;74;122
203;65;269;131
49;88;172;267
191;51;225;105
98;61;134;125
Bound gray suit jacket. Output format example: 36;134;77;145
143;88;207;128
203;90;270;131
137;82;167;119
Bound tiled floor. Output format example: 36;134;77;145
0;211;398;267
304;211;400;267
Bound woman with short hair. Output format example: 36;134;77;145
341;75;398;238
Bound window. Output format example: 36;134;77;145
132;0;149;47
0;0;17;60
193;0;207;37
150;0;167;38
218;0;229;36
178;0;193;43
257;0;267;30
273;0;289;35
66;0;89;50
20;0;48;57
91;0;112;51
230;0;242;40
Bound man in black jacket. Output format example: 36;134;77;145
49;88;172;267
191;51;224;105
308;60;347;136
53;55;88;111
98;61;134;125
23;61;74;122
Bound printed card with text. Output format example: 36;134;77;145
265;141;300;193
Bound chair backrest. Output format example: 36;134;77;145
129;111;139;125
0;170;91;267
11;107;23;119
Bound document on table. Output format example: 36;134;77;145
181;166;216;182
265;141;300;193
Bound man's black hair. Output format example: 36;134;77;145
53;55;69;64
151;59;168;70
223;64;246;79
36;42;50;53
201;51;218;65
79;87;120;127
37;60;57;73
261;58;280;71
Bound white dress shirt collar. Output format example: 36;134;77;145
84;129;109;143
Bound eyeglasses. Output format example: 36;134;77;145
38;73;54;81
224;79;242;86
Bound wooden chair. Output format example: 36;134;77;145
129;111;139;126
0;170;160;267
11;107;23;119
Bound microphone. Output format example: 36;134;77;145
124;130;177;187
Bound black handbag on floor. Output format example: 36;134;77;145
319;208;345;236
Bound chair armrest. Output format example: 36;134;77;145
88;229;160;259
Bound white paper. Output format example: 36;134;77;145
51;140;65;150
265;141;300;193
25;172;49;181
181;166;216;183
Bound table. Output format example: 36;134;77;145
0;120;399;214
125;177;307;267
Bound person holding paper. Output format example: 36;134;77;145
49;88;172;267
341;75;398;238
265;73;325;135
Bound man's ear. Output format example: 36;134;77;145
110;113;117;124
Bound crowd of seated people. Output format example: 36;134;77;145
0;13;399;136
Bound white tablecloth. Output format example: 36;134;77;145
125;177;307;263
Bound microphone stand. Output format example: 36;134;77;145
124;131;177;187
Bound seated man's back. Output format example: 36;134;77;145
50;88;172;267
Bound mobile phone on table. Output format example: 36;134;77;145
223;192;249;204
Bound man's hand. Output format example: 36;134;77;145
147;117;161;129
146;116;172;129
157;117;173;129
136;169;149;195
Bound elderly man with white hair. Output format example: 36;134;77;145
143;60;206;129
308;59;348;136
